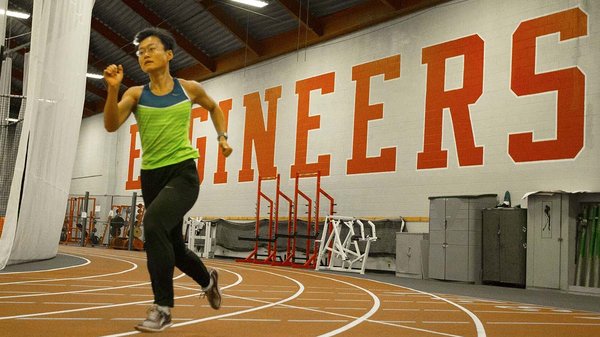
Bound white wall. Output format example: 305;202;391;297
71;0;600;222
71;114;117;195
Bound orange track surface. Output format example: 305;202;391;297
0;246;599;337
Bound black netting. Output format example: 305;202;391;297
213;217;405;257
0;57;27;219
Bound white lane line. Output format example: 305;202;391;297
218;318;281;322
225;289;259;292
9;283;67;287
0;253;137;288
288;320;349;323
487;322;600;326
382;308;419;311
385;300;413;303
71;284;117;289
245;270;380;337
263;290;295;293
101;265;306;337
0;253;91;274
324;307;368;310
224;291;463;337
577;316;600;320
111;318;190;321
43;302;114;305
241;264;470;337
0;269;238;321
16;317;103;320
424;321;470;324
216;305;254;309
0;301;35;304
239;297;282;300
475;310;583;315
346;277;487;337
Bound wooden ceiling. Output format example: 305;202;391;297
4;0;448;118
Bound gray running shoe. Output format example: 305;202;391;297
135;304;172;332
201;269;222;310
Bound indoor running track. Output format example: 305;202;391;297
0;246;599;337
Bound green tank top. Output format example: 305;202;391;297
134;78;199;170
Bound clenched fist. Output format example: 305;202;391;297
103;64;124;89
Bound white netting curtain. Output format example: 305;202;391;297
0;0;95;268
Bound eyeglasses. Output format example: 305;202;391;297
136;46;163;57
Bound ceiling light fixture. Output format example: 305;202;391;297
0;9;31;19
230;0;268;8
86;73;104;79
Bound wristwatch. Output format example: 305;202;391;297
217;132;228;141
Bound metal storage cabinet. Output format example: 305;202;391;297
396;233;429;279
428;194;497;282
482;208;527;286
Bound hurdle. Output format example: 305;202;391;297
237;174;292;264
279;171;335;268
316;215;378;274
186;217;215;258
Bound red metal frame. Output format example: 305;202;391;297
286;171;335;269
237;175;292;264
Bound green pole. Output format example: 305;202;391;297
594;205;600;287
585;205;596;286
575;206;588;286
595;205;600;257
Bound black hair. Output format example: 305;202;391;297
134;27;176;52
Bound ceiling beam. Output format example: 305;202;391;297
85;80;108;99
178;0;450;81
91;17;137;56
84;98;107;116
378;0;403;10
83;101;101;117
276;0;323;37
121;0;216;72
199;0;262;56
87;53;137;89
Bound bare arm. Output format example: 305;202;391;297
103;64;140;132
181;79;233;157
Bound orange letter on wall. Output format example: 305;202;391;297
190;106;208;184
290;73;334;178
213;99;232;184
347;55;399;174
125;124;141;190
190;100;233;184
238;88;280;182
417;34;484;169
509;8;587;162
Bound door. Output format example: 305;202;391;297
500;209;527;285
428;198;446;279
482;209;500;282
531;195;562;288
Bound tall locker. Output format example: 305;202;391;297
428;194;497;282
482;208;527;286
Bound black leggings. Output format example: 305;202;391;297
141;159;210;307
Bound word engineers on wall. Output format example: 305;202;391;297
125;8;587;189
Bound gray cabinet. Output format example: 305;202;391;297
482;208;527;286
428;194;497;282
396;233;429;279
